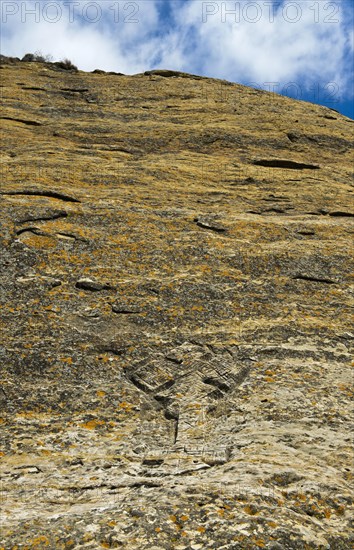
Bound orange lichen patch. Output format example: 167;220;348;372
97;391;106;398
155;527;162;533
180;515;189;522
43;305;61;313
197;526;206;533
15;412;36;419
31;536;50;547
19;233;57;249
107;521;116;527
81;419;105;429
336;505;346;516
199;264;212;273
267;521;277;528
244;505;259;516
337;384;353;397
61;357;73;365
118;402;134;413
82;533;93;543
96;355;110;364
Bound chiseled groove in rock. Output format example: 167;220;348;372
203;376;230;392
127;349;250;449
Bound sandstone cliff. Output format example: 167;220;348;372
0;57;353;549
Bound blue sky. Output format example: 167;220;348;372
1;0;353;118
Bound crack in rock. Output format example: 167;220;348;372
293;275;337;284
194;217;226;233
75;278;112;292
2;190;80;203
0;116;42;126
17;210;68;223
253;159;320;170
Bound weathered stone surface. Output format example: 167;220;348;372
0;58;353;549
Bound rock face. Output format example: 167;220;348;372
0;58;353;549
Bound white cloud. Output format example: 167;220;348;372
0;0;353;97
168;0;353;94
0;0;162;73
